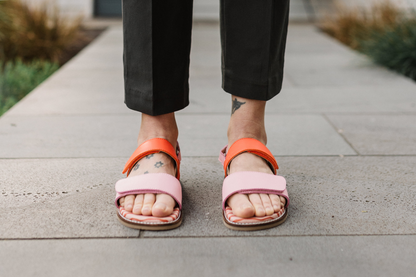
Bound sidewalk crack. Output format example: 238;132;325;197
323;114;360;155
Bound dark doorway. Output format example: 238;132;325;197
94;0;122;17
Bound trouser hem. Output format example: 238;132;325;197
222;72;283;101
125;87;189;116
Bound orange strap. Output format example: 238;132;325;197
223;138;278;177
122;138;180;179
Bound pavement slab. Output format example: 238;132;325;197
285;55;414;88
6;69;126;116
1;236;416;277
145;156;416;237
327;114;416;155
0;114;355;158
286;26;354;55
1;156;415;239
0;158;138;238
0;114;138;158
268;86;416;114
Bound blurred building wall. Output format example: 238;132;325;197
21;0;416;21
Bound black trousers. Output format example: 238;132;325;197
122;0;290;116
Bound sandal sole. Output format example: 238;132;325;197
222;208;288;231
117;212;183;231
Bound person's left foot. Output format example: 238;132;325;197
226;96;286;218
226;150;286;218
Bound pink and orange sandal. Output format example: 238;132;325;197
114;138;183;230
219;138;290;231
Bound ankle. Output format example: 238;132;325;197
227;125;267;146
227;96;267;146
138;113;179;148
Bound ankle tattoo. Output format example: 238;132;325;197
232;98;246;115
154;161;164;168
145;154;154;159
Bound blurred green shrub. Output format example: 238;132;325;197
320;1;416;81
0;0;84;116
0;0;83;63
0;59;59;115
359;18;416;81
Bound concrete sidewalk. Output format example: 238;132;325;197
1;21;416;276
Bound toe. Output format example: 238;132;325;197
227;193;255;218
124;195;136;212
269;194;282;213
132;194;144;214
141;193;156;216
248;194;266;217
152;193;175;217
119;197;125;207
259;194;274;215
280;196;286;208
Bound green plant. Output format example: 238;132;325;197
359;18;416;80
0;59;58;115
0;0;84;64
319;0;416;81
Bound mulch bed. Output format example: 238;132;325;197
58;27;107;66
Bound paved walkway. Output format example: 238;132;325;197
193;0;322;21
1;21;416;276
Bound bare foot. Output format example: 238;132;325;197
118;113;179;217
226;96;286;218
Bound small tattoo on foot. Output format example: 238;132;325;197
145;154;154;159
154;161;164;168
133;163;140;171
144;171;149;174
232;98;246;115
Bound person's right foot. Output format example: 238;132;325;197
118;113;179;217
118;151;177;217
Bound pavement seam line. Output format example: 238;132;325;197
322;113;360;155
1;233;416;241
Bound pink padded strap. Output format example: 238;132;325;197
222;171;289;210
114;173;182;209
218;145;227;165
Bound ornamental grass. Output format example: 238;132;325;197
319;0;416;81
0;0;84;64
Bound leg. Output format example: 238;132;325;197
220;0;290;217
119;0;193;218
227;96;286;217
119;113;179;217
123;0;193;115
220;0;290;100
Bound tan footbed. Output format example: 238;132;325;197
222;208;288;231
117;211;183;231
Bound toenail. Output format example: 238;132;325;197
126;204;132;209
154;203;167;211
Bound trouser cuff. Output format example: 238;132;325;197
125;87;189;116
